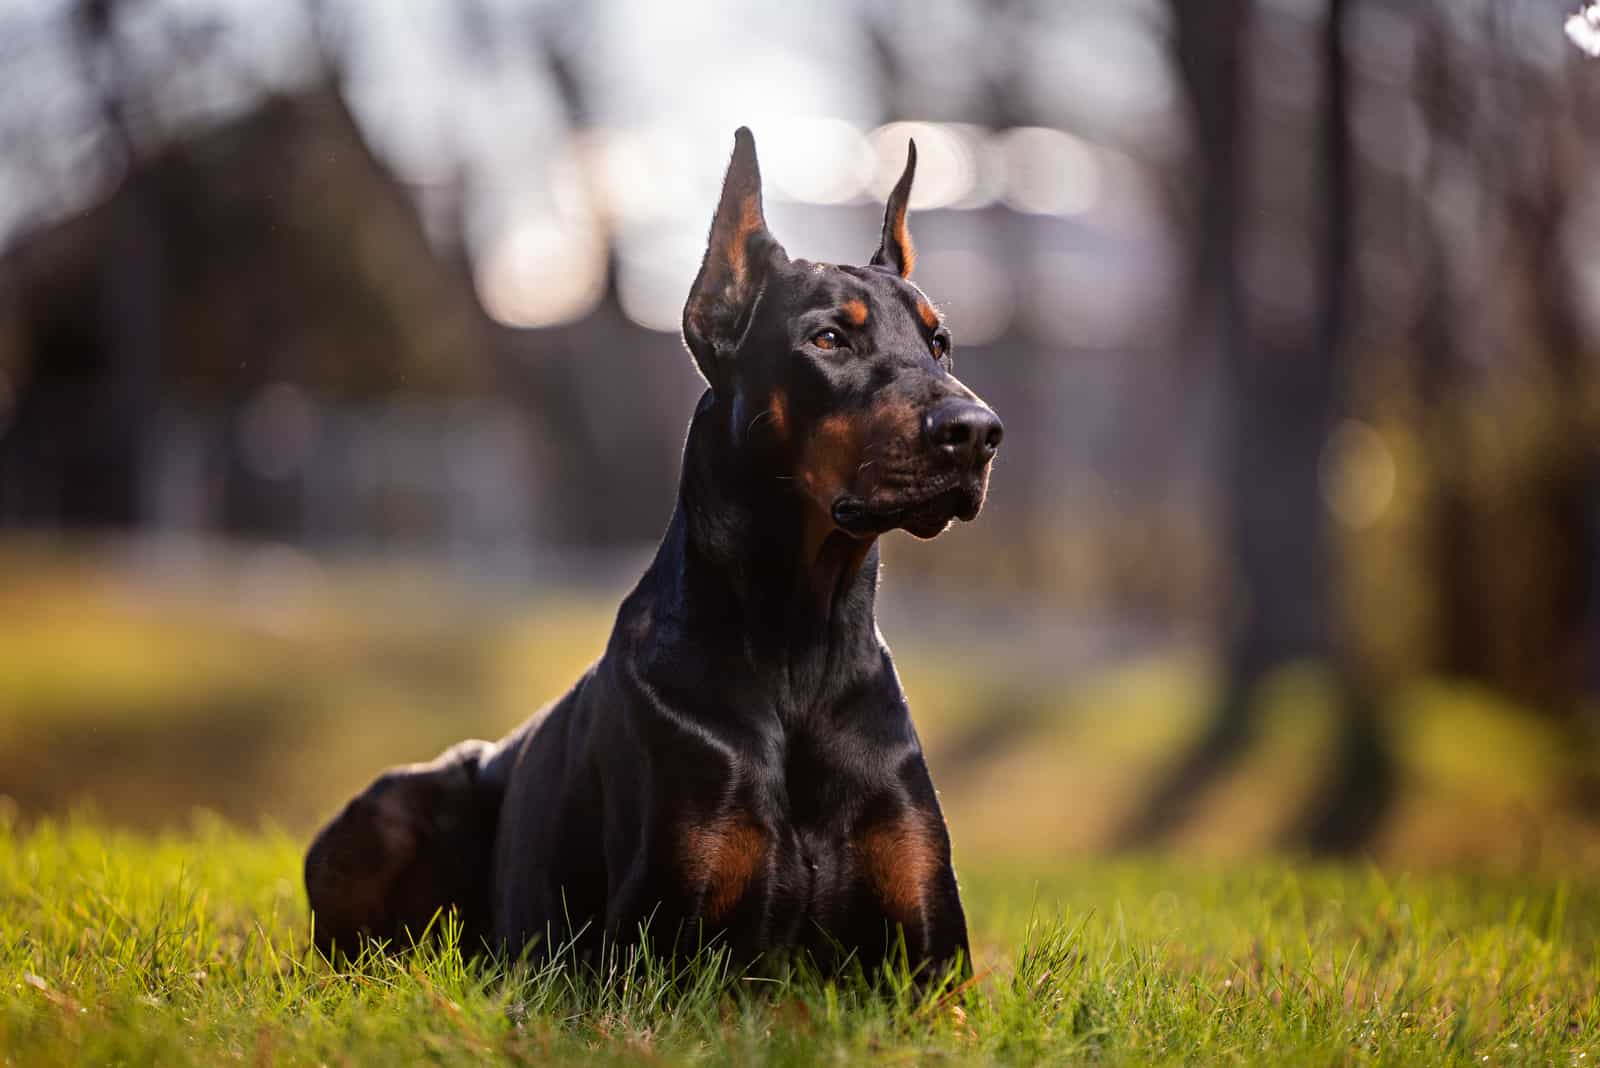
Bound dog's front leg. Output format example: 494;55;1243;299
917;857;973;983
853;803;972;984
605;826;772;965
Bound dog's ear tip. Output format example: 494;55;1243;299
888;139;916;203
727;127;761;185
873;138;917;277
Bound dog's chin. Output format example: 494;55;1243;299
835;481;987;540
901;510;955;540
897;485;984;539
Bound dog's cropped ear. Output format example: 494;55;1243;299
870;139;917;278
683;127;787;386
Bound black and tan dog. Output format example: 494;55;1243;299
304;128;1003;979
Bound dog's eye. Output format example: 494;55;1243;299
931;335;950;359
812;329;844;351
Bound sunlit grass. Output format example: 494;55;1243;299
2;814;1597;1065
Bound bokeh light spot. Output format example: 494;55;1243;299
1319;420;1396;529
476;218;606;330
869;122;978;210
997;126;1102;217
764;118;874;205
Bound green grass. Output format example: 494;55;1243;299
3;813;1597;1066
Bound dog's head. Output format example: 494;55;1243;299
683;128;1003;541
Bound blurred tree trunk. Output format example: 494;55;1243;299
1488;40;1592;716
1416;5;1595;717
1291;0;1392;851
1412;4;1480;692
1124;0;1391;852
79;0;160;527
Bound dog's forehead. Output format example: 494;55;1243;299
782;260;938;322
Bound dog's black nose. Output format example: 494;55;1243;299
925;401;1004;468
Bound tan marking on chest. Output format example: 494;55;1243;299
855;813;943;924
678;815;768;921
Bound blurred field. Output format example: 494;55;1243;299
2;814;1597;1066
2;539;1598;874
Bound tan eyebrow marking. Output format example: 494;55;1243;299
916;300;939;330
842;299;869;326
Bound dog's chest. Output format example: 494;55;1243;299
718;722;910;934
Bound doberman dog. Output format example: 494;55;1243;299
304;128;1003;980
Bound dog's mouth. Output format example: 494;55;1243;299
831;476;987;540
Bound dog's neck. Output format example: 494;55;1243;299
650;390;883;672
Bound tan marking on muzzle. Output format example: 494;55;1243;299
872;397;922;442
797;412;867;508
766;390;789;443
795;399;924;518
